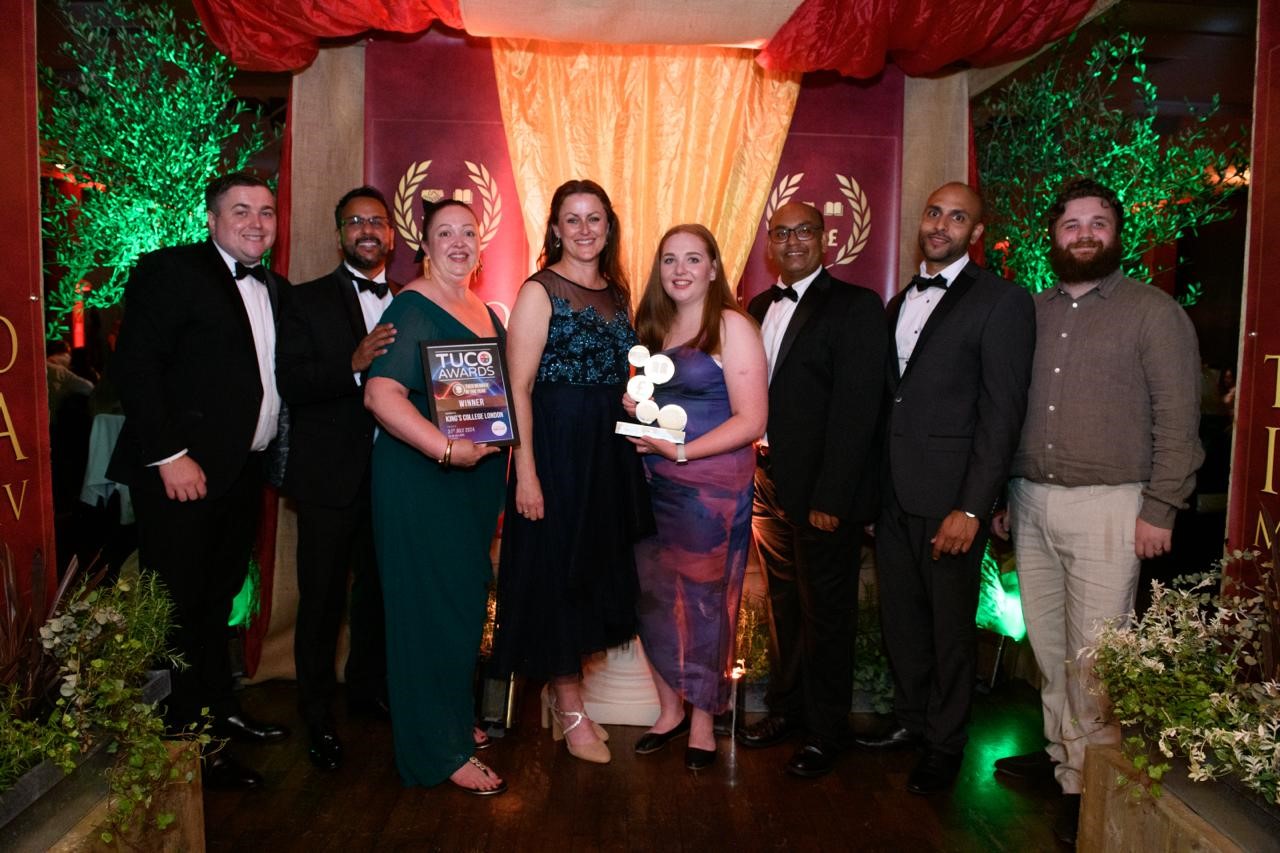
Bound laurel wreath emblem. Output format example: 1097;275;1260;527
392;159;503;253
764;172;804;223
831;174;871;267
393;160;432;252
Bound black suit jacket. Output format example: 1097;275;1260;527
882;260;1035;520
748;268;887;524
276;265;389;507
108;240;285;500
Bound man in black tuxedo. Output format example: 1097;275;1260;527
858;182;1035;794
109;172;291;790
736;202;887;778
277;186;397;771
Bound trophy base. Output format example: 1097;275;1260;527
614;422;686;444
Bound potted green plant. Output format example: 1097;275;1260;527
0;547;204;846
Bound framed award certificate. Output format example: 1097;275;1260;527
420;338;518;447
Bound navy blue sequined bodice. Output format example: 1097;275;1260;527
530;269;636;385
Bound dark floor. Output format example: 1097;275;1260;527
203;679;1063;852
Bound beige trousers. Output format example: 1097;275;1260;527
1008;478;1143;794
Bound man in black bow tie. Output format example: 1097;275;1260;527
739;202;887;778
109;172;292;790
859;182;1034;795
277;186;399;770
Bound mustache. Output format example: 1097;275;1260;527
1068;238;1103;250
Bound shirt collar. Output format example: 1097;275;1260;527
774;265;823;300
344;262;387;285
212;241;256;279
1048;266;1125;300
919;254;970;287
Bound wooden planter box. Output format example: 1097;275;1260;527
0;671;205;852
1079;744;1280;852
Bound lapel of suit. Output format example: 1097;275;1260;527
897;261;978;387
886;289;906;387
775;270;828;374
747;290;769;325
206;240;256;340
332;266;370;344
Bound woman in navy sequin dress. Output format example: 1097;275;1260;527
493;180;652;764
626;224;767;770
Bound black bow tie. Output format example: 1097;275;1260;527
770;285;799;303
354;276;389;299
910;274;947;293
234;262;268;283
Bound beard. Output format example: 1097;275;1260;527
343;240;387;272
1049;237;1123;283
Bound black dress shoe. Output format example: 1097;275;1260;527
785;742;837;779
736;714;801;749
635;715;691;755
685;745;716;770
308;730;343;771
994;749;1058;781
203;751;263;791
1055;793;1081;845
212;712;290;744
853;726;923;751
906;749;963;794
349;695;392;721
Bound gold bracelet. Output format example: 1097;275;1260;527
441;439;454;468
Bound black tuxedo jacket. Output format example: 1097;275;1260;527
748;268;887;524
109;240;285;500
882;260;1035;520
276;265;392;508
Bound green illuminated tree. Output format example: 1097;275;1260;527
976;31;1247;298
39;0;267;337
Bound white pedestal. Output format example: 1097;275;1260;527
578;641;661;727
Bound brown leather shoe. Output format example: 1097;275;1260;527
735;714;801;749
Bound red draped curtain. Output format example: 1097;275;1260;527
194;0;1096;77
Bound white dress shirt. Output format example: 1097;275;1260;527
217;243;281;452
346;262;392;385
759;266;822;446
895;254;970;375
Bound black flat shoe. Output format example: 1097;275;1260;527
736;714;801;749
685;745;716;770
203;751;264;791
994;749;1057;781
785;742;837;779
853;726;923;751
212;712;290;744
907;749;963;795
308;730;343;771
634;715;691;755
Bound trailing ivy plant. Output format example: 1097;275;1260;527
976;30;1247;301
39;0;267;337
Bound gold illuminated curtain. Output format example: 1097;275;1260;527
491;40;800;299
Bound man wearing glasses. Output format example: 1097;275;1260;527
738;202;887;778
276;186;397;771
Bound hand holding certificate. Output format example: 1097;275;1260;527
616;345;687;444
421;339;519;447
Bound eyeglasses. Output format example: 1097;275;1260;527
768;223;821;243
339;215;389;230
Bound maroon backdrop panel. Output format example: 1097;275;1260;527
740;69;903;306
0;0;57;603
366;29;529;324
1227;2;1280;557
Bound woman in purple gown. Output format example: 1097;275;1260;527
625;224;767;770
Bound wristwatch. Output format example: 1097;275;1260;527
676;445;688;465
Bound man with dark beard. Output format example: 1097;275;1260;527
990;178;1203;845
277;186;397;770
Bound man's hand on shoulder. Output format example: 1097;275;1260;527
1134;518;1172;559
931;510;979;560
160;456;207;502
352;322;396;373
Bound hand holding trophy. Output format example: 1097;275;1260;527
615;345;687;443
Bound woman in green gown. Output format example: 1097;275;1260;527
365;200;508;794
